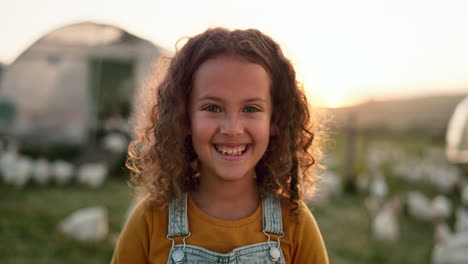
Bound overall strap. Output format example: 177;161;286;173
168;193;190;237
262;192;283;235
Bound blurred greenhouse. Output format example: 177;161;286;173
446;96;468;167
0;21;166;145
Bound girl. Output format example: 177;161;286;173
112;28;329;264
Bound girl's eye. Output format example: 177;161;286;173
243;106;260;113
203;105;222;112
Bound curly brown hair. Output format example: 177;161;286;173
127;27;326;208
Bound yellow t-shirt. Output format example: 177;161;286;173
112;195;329;264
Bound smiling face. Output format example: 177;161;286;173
189;54;272;184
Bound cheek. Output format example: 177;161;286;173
190;116;216;142
249;119;271;141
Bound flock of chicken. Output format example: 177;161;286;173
315;143;468;264
0;115;132;244
4;130;468;262
0;132;128;188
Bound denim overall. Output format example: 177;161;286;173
166;192;285;264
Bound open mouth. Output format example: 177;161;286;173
214;144;249;156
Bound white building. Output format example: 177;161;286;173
446;96;468;164
0;22;166;145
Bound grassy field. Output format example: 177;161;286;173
0;178;131;264
312;193;433;264
0;135;450;263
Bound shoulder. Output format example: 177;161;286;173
112;196;168;263
280;198;329;264
126;195;169;234
280;197;314;224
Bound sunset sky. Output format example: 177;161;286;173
1;0;467;107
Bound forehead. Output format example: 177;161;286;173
191;54;271;101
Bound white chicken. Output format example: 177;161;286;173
369;173;388;202
372;196;401;243
432;195;452;220
455;207;468;233
58;206;108;243
432;220;468;264
460;185;468;206
5;155;34;188
76;163;108;188
32;158;51;185
0;150;18;182
52;160;75;185
101;133;129;154
407;191;433;222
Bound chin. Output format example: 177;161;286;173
212;168;255;182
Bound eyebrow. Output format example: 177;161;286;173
197;96;267;103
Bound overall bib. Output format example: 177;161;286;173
166;193;285;264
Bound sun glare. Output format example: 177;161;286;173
323;96;345;108
312;85;350;108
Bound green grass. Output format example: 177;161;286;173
314;133;447;264
0;178;132;264
311;193;433;264
1;179;435;264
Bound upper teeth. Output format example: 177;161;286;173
215;145;246;155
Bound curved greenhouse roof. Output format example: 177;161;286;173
0;22;167;145
446;96;468;163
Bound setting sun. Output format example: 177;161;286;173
320;92;347;108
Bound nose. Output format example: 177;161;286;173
220;113;243;136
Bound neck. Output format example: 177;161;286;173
191;175;260;221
